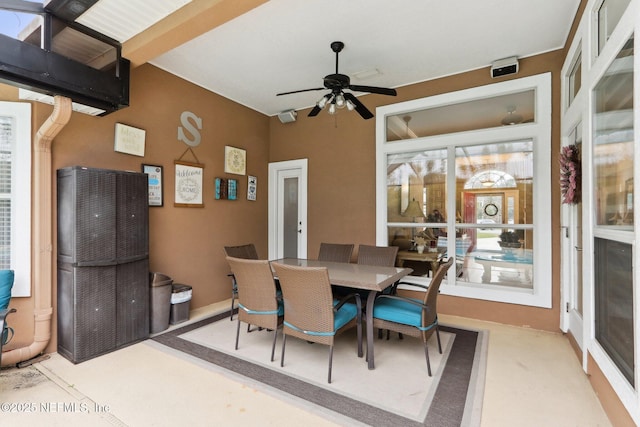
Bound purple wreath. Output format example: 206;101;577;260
560;144;581;204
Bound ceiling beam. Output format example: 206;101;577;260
0;34;129;114
122;0;268;68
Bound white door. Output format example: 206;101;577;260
560;131;584;356
268;159;307;259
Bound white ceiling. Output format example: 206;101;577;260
147;0;580;117
5;0;582;117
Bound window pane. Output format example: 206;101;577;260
385;91;535;141
456;141;533;225
594;36;634;228
460;227;533;289
598;0;631;54
568;48;582;106
0;116;13;269
387;149;447;278
595;238;634;386
387;148;448;225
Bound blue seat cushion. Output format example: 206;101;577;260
373;297;426;328
286;301;357;337
0;270;14;310
334;301;358;331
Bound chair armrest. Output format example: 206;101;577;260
394;281;430;292
375;294;427;310
0;307;16;322
0;307;17;344
334;293;362;314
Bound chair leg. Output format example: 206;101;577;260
424;342;432;376
235;319;241;350
328;345;334;384
436;326;442;354
356;318;363;359
280;334;287;367
270;328;278;362
230;292;236;321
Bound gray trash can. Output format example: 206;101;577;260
150;272;173;333
170;284;192;325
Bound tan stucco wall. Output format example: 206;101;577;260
2;63;270;354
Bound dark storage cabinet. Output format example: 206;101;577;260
57;167;149;363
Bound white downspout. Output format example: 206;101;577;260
2;95;72;366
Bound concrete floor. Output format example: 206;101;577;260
0;301;612;426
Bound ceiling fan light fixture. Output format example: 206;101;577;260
317;95;329;109
346;99;355;111
277;41;397;120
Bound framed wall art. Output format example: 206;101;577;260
175;160;204;207
142;164;163;207
215;178;238;200
114;123;146;156
247;175;257;201
224;146;246;175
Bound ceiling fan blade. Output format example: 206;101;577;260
344;92;374;120
308;105;322;117
349;85;397;96
277;87;325;96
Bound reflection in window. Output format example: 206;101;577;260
455;141;534;289
567;47;582;106
595;238;634;386
385;91;535;141
598;0;631;54
594;36;634;228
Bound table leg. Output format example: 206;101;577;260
481;264;491;282
366;290;378;370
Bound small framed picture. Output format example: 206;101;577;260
114;123;146;156
228;179;238;200
224;146;246;175
247;175;257;201
142;164;163;207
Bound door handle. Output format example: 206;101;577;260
575;246;583;252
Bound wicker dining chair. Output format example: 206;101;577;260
372;257;453;376
225;257;283;361
224;244;259;320
333;244;400;299
272;262;362;384
317;243;354;263
356;244;399;267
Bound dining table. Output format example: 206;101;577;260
270;258;413;369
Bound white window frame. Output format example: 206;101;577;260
0;101;31;297
375;73;552;308
582;0;639;421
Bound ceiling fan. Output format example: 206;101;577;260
276;41;397;120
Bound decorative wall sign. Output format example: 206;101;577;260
247;175;257;201
114;123;146;156
224;146;246;175
215;178;238;200
142;164;163;207
177;111;202;147
175;161;204;207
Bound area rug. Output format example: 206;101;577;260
152;312;487;427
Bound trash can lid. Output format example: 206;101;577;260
150;272;173;287
172;283;192;292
